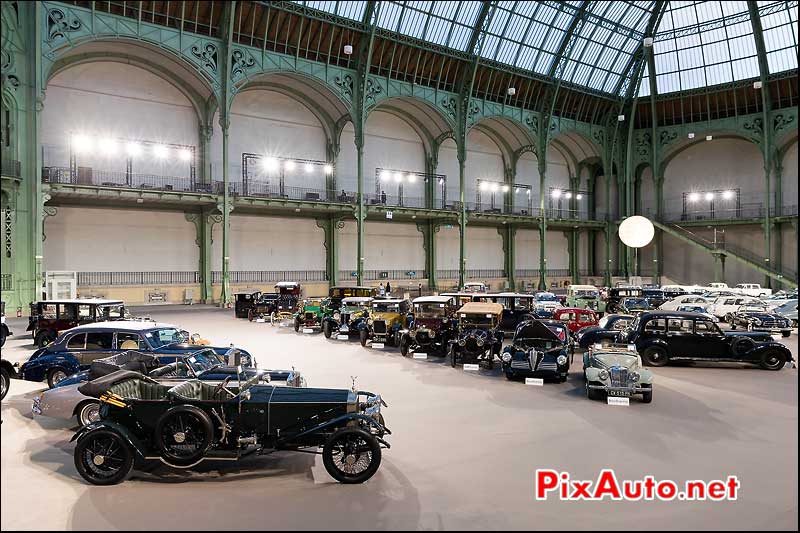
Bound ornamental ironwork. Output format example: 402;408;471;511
191;43;218;74
333;74;354;100
46;8;81;43
230;48;256;82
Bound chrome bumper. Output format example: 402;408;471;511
31;396;42;415
587;384;648;396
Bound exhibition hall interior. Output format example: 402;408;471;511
1;0;798;530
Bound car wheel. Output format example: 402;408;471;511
642;346;668;367
399;335;410;357
504;371;516;381
781;331;791;338
586;381;605;401
359;329;369;347
641;384;653;403
47;368;69;389
294;317;301;332
1;367;9;401
36;330;56;348
449;345;458;368
74;429;134;486
77;401;102;427
0;328;6;347
759;351;787;371
322;428;382;484
248;309;255;322
731;336;756;356
270;312;277;326
154;405;214;466
323;322;332;339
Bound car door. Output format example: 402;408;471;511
665;318;694;357
78;331;116;366
692;319;729;359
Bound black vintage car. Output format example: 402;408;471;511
234;290;261;319
471;293;538;331
500;320;571;382
626;311;793;370
323;297;372;339
574;314;635;349
619;297;653;315
28;299;128;347
327;286;377;312
449;302;504;368
605;287;643;314
642;288;667;309
234;290;280;322
726;304;793;337
1;300;12;347
399;296;457;357
71;370;390;485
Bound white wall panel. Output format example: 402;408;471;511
466;227;503;270
364;222;424;271
516;229;540;270
42;62;197;178
436;225;461;270
44;207;197;272
363;112;426;203
338;221;357;272
782;141;798;209
544;232;570;270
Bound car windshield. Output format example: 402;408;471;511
624;298;649;308
459;313;494;328
99;305;127;319
185;350;223;374
536;294;559;302
373;303;399;312
643;290;664;298
574;290;597;298
415;303;447;317
145;328;188;348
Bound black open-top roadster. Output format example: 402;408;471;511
71;370;390;485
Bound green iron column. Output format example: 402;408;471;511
184;211;214;303
569;175;580;283
603;221;613;287
356;134;366;285
538;157;548;291
326;140;340;202
712;251;726;284
417;222;437;290
220;118;232;306
498;225;516;290
773;160;783;290
654;175;665;282
458;140;467;289
425;153;438;210
316;217;341;287
198;120;213;185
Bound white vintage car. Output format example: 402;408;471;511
583;345;653;403
659;294;711;311
707;295;765;320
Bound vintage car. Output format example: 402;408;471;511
552;307;599;335
774;299;798;327
1;358;15;400
1;301;11;347
658;294;711;311
500;320;571;382
583;345;653;403
472;293;538;331
706;295;764;320
293;299;325;332
18;321;254;388
323;296;372;339
532;292;562;318
662;285;688;299
234;290;261;319
399;296;457;357
462;281;488;293
270;282;302;325
574;314;635;349
327;286;377;311
71;371;390;485
28;299;128;347
624;311;793;370
359;298;413;347
726;304;793;337
449;302;504;368
440;292;478;307
233;290;280;322
33;350;304;427
675;304;718;322
565;285;605;314
619;297;653;315
642;288;667;308
605;287;643;314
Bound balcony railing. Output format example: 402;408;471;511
211;270;327;284
77;271;200;286
644;203;798;223
2;159;21;178
43;167;210;193
1;274;12;291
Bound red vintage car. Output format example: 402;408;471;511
552;307;599;334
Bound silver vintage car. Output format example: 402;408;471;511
582;344;653;403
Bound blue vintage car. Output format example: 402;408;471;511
18;321;255;388
501;319;571;382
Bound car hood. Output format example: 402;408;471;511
414;317;447;330
738;312;782;320
724;331;773;341
153;344;250;356
594;353;638;369
372;312;402;322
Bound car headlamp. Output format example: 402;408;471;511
598;369;609;381
557;355;567;365
476;338;484;347
501;352;512;363
458;339;466;346
753;318;762;325
333;312;340;320
368;318;373;325
409;330;416;338
442;317;449;323
630;371;640;382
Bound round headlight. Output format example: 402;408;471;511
409;330;416;338
753;319;762;325
442;317;449;323
598;369;609;381
630;371;640;382
476;338;484;347
333;312;340;320
430;330;436;338
557;355;567;365
368;318;373;325
458;339;466;346
501;352;512;363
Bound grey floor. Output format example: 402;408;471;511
1;306;797;531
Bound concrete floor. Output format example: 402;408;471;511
1;306;797;530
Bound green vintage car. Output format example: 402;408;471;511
583;345;653;403
293;298;326;332
566;285;606;314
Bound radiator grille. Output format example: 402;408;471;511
610;367;628;388
373;320;387;334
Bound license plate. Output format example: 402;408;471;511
336;334;349;340
413;352;427;359
607;396;630;406
525;378;544;386
608;390;631;397
302;328;314;334
372;343;385;349
463;364;480;371
255;318;265;323
339;326;349;332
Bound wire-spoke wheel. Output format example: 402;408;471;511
77;401;102;427
322;428;382;484
154;405;213;465
47;368;69;389
74;429;134;485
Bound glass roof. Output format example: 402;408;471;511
293;1;799;97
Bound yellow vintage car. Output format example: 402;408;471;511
359;298;413;347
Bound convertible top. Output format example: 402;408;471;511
78;370;155;398
89;351;158;380
458;302;503;315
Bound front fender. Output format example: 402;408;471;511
287;413;391;443
71;421;147;462
751;343;794;361
585;367;605;383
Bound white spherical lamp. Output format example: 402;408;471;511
618;216;655;248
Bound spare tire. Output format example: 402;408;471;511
154;405;214;466
730;336;756;356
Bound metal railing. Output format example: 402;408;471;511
337;270;428;280
363;193;427;209
1;274;12;291
43;167;209;193
77;271;200;286
222;181;359;204
2;159;20;178
212;270;327;284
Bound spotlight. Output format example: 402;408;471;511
153;144;169;159
705;192;714;201
380;170;391;181
565;192;573;199
688;132;695;139
551;189;562;199
507;87;516;96
480;182;489;191
263;157;279;171
72;134;92;153
126;142;142;156
576;194;583;200
706;135;713;141
753;81;762;89
99;139;118;155
688;192;700;202
178;148;192;162
323;164;333;174
722;190;735;200
344;44;353;55
407;174;416;183
305;163;315;173
617;114;625;122
284;160;296;171
490;183;499;192
393;172;402;183
501;184;509;192
643;37;654;48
